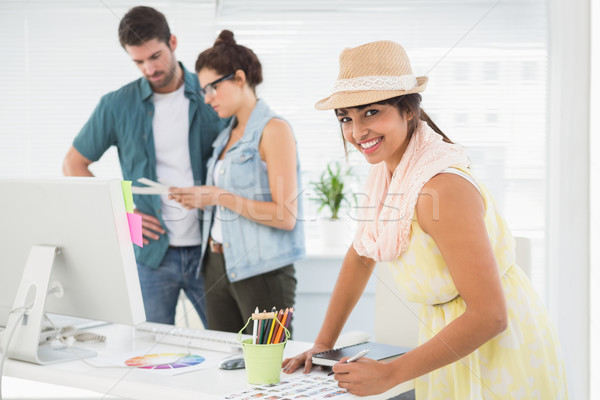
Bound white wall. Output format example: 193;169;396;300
547;0;591;399
590;0;599;398
294;255;376;342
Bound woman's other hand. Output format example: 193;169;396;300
331;357;397;397
281;343;332;374
169;186;224;209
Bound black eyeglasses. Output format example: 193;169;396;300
200;74;234;96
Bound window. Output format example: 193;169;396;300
215;0;548;297
0;0;548;296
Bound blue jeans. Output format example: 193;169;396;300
136;245;207;326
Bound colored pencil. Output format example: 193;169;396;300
256;317;263;344
266;312;278;344
258;310;269;344
272;308;285;344
259;309;267;344
270;309;283;344
275;308;290;343
284;307;294;330
262;313;273;344
252;306;259;344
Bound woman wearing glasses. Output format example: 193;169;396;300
169;30;304;333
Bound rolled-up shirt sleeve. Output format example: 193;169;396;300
72;94;117;162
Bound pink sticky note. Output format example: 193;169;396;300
127;212;143;247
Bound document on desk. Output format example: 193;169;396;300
94;351;219;376
224;373;354;399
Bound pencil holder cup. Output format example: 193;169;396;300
237;317;290;385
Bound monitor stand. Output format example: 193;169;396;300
0;245;96;365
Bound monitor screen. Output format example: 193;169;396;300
0;177;145;364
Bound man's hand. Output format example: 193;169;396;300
134;209;165;245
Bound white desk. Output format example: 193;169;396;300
4;324;414;399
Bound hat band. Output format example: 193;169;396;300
331;75;417;94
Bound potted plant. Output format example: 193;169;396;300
311;161;354;246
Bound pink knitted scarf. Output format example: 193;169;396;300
352;121;470;262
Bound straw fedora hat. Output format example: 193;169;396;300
315;40;428;110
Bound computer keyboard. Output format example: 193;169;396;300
44;313;108;331
135;321;249;353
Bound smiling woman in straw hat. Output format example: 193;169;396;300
283;41;567;399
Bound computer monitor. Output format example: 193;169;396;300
0;178;145;364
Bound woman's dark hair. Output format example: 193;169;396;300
118;6;171;48
195;30;263;91
338;93;452;155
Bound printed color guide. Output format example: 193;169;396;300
125;353;205;370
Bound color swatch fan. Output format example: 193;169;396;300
125;353;205;370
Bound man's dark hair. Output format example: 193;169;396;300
118;6;171;48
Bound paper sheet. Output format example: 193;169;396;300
131;186;170;195
224;374;353;399
131;177;170;195
92;351;218;376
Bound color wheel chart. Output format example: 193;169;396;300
125;353;205;370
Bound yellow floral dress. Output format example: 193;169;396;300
388;167;568;399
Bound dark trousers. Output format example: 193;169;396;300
203;248;297;336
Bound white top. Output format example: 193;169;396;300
152;85;201;246
210;159;224;243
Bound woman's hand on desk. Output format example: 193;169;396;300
281;343;331;374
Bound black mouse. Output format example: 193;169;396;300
218;353;245;370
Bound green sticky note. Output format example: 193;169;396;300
121;181;134;213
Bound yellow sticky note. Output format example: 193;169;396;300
121;181;134;213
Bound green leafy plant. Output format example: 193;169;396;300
311;161;353;220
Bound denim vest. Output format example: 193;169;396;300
201;99;305;282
